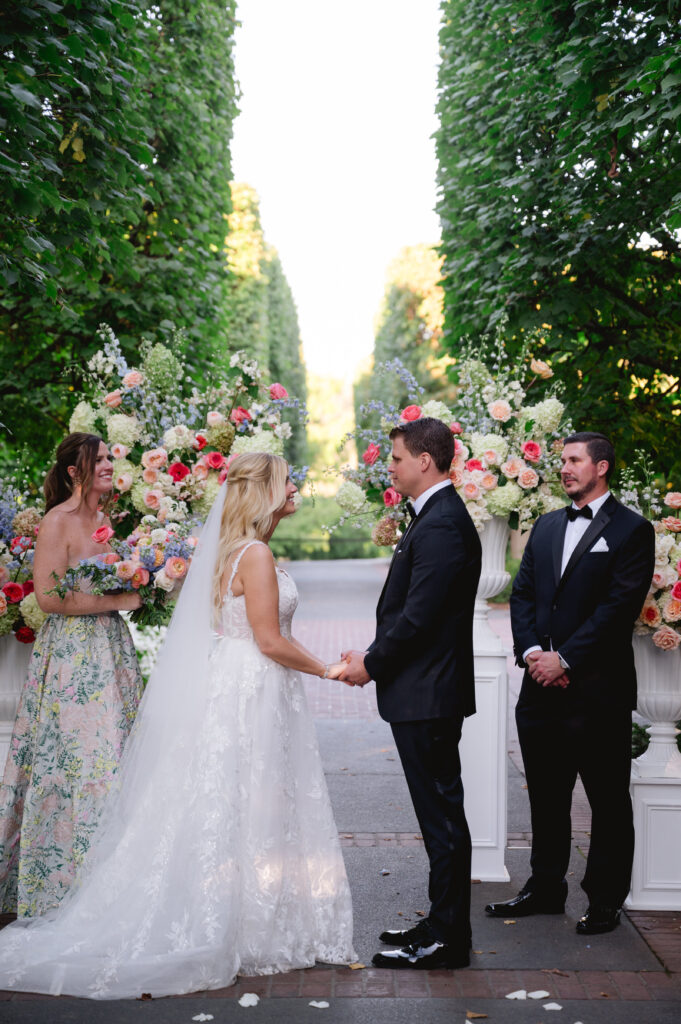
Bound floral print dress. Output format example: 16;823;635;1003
0;608;143;917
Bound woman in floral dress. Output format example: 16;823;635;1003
0;433;144;917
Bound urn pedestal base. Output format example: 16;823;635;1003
0;636;33;774
626;776;681;910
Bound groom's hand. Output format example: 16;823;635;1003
339;649;370;687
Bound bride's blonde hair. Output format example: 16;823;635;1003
212;452;289;614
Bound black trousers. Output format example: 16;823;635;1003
516;693;634;908
391;716;471;948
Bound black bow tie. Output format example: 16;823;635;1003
405;501;416;521
566;505;593;522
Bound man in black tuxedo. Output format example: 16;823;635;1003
486;432;655;935
341;417;481;969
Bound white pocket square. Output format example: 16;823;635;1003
590;537;609;552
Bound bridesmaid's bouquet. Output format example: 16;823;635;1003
50;518;196;628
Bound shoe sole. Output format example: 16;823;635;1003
485;906;565;918
372;956;470;970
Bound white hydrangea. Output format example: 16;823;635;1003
469;432;509;462
112;458;136;478
69;401;98;435
231;432;284;457
420;400;453;424
193;476;221;518
655;534;675;565
521;397;564;435
163;424;194;452
335;481;369;515
107;414;142;448
486;480;523;517
19;591;47;633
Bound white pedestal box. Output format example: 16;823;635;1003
0;635;33;775
627;775;681;910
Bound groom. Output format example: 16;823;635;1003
341;417;481;970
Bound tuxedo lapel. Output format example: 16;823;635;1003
375;487;451;612
552;511;569;587
555;496;616;594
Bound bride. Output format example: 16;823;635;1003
0;453;356;998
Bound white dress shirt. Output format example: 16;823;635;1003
412;479;452;516
522;490;611;666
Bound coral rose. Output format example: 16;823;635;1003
383;487;402;507
463;481;481;501
269;383;289;400
450;422;463;435
91;525;115;544
663;597;681;622
652;625;681;650
521;441;542;463
192;462;209;480
104;390;122;409
661;517;681;533
204;451;225;470
0;593;6;615
640;598;662;628
488;400;512;422
102;553;120;565
15;626;35;644
168;462;191;483
3;582;24;604
131;567;150;589
230;406;252;426
530;358;553;380
110;443;129;459
165;556;188;580
665;492;681;509
401;405;422;421
122;370;144;388
465;458;484;472
518;467;539;489
449;467;463;487
362;443;381;466
141;448;168;470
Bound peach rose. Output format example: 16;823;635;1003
480;472;498;490
143;489;163;510
206;410;224;426
463;481;481;501
110;443;129;459
454;439;469;459
449;467;463;488
115;472;133;492
165;556;188;580
131;567;150;589
102;552;120;564
488;399;512;422
652;625;681;650
0;566;9;588
640;598;662;628
141;448;168;470
0;593;7;616
142;467;158;484
122;370;144;388
530;358;553;380
663;597;681;622
518;467;539;489
665;492;681;509
116;560;136;581
104;390;122;409
192;462;209;481
501;457;524;479
661;517;681;533
483;449;501;465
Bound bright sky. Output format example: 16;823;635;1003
231;0;441;380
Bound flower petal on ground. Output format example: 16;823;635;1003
505;990;527;999
238;993;260;1007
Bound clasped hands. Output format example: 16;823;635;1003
323;650;371;687
526;650;569;689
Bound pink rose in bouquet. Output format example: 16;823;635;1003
463;481;481;501
2;582;24;604
362;443;381;466
168;462;191;483
672;581;681;601
652;624;681;650
165;556;188;580
465;458;483;472
661;516;681;533
521;441;542;463
104;390;122;409
518;467;539;489
450;422;462;435
142;467;159;484
91;525;115;544
230;406;252;426
665;492;681;509
141;448;168;470
488;400;512;422
193;433;208;451
111;443;129;459
269;383;289;400
401;405;421;422
383;487;402;507
204;451;225;470
122;371;144;388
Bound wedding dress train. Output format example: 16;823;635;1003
0;499;355;999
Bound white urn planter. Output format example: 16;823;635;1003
460;514;510;882
631;633;681;779
0;634;33;775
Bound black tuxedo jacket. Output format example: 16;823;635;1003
510;495;655;711
364;484;481;723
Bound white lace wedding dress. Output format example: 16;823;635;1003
0;537;355;998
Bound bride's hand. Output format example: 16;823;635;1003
324;662;348;680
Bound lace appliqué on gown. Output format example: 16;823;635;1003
0;541;355;998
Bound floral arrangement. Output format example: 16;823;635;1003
335;331;570;544
69;325;307;539
0;481;44;644
50;519;196;629
624;456;681;650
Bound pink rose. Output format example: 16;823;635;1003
362;443;381;466
383;487;402;507
269;383;289;400
141;448;168;470
453;439;469;459
652;625;681;650
483;449;501;465
110;443;129;459
104;390;122;409
131;567;150;590
530;358;553;380
102;553;120;565
450;422;463;435
661;517;681;533
501;457;524;479
204;451;225;470
518;467;539;490
488;400;512;422
91;525;115;544
465;458;484;472
116;561;136;581
449;467;463;488
401;405;422;421
672;581;681;601
122;370;144;388
168;462;191;482
463;481;481;501
206;410;224;427
230;406;252;426
480;472;498;490
115;472;133;492
665;492;681;509
165;556;188;580
522;441;542;463
143;489;163;510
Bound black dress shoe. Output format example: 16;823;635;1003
576;905;620;935
485;889;565;917
379;919;432;945
372;940;470;970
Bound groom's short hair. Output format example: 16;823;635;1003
390;417;454;474
563;431;615;480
